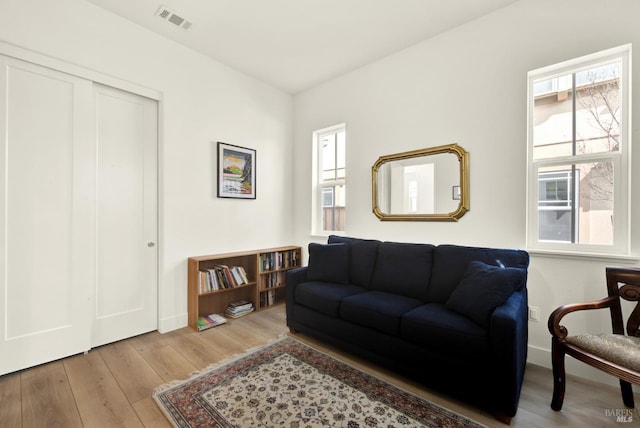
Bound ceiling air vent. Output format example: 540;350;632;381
156;5;192;30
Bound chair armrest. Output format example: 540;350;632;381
547;296;617;340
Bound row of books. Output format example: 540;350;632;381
259;250;299;272
260;289;280;307
197;313;228;331
260;271;285;290
198;265;249;294
224;299;255;318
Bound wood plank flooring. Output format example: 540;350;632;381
0;305;636;427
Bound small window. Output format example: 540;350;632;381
527;45;630;255
321;187;334;208
312;124;346;234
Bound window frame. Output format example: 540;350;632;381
526;45;631;257
311;123;346;235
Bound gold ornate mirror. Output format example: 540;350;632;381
372;144;469;221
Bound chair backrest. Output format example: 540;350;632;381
606;267;640;337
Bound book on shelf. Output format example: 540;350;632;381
259;249;300;272
231;266;249;285
225;299;255;318
260;289;279;307
197;313;228;331
198;265;251;294
226;300;254;312
261;271;285;289
214;264;234;288
197;269;219;293
227;266;248;286
208;268;221;291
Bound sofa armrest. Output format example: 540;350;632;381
488;288;528;416
285;266;308;324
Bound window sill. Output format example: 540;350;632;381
309;231;346;240
527;248;640;264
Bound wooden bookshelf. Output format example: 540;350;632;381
188;246;302;331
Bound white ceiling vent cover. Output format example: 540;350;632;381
156;5;192;30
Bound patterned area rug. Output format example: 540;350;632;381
153;337;486;427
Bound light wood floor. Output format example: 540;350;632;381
0;305;636;427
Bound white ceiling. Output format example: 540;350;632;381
84;0;519;94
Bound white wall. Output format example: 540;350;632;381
3;0;639;386
0;0;294;332
293;0;640;384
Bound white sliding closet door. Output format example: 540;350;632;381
0;56;94;375
92;85;158;347
0;55;159;375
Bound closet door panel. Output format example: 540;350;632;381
92;85;158;347
0;57;93;375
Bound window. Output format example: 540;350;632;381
538;171;573;242
527;45;631;255
312;124;346;234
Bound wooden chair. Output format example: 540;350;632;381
547;266;640;411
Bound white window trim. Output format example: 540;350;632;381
526;44;632;258
311;123;346;236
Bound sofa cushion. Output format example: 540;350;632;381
295;281;367;317
401;303;490;356
370;242;434;301
429;245;530;303
340;291;423;335
328;235;380;288
307;242;350;284
445;261;526;327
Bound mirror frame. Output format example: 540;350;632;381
372;143;470;221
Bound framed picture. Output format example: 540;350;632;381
217;142;256;199
452;185;461;200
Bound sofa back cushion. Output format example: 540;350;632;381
445;261;527;327
307;242;350;284
328;235;380;288
370;241;435;301
429;245;530;303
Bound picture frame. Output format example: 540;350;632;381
217;142;256;199
452;185;461;200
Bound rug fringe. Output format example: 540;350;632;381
152;332;291;396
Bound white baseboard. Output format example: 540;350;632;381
527;344;623;388
158;312;188;333
527;344;552;369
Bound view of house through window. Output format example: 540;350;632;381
314;125;345;233
527;45;630;254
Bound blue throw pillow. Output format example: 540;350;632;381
445;261;525;327
307;243;350;284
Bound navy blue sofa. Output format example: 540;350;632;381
286;235;530;421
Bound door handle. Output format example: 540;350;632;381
147;241;156;247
